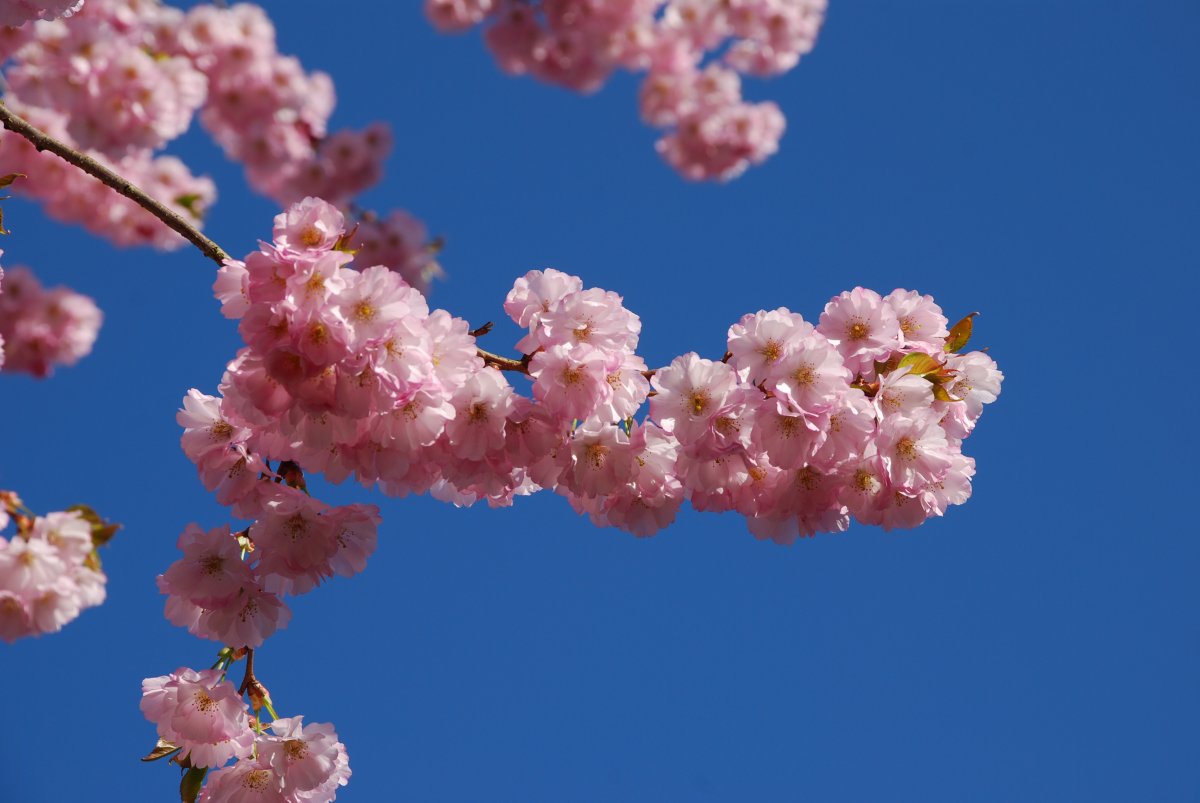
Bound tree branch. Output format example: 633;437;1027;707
0;102;230;266
0;101;551;376
478;347;531;374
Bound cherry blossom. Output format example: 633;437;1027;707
427;0;827;179
0;261;102;377
140;667;256;769
0;493;114;643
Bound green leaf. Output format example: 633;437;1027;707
945;313;978;353
332;223;360;255
180;767;207;803
897;352;942;377
931;383;962;403
141;739;181;763
66;503;121;547
173;193;204;220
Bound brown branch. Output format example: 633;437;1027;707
0;102;229;266
237;648;257;694
478;347;531;374
0;102;591;376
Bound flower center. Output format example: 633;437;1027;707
298;226;323;248
284;739;309;760
585;443;609;468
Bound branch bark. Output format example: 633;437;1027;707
0;102;547;373
0;102;230;266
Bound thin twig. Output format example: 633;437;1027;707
478;347;531;374
0;101;561;375
0;102;229;266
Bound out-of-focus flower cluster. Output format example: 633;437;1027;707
141;667;350;802
426;0;827;180
0;0;82;28
181;197;1002;546
0;0;433;281
0;255;101;377
0;491;116;643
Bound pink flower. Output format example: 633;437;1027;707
214;260;251;320
873;366;934;420
252;487;338;595
140;667;255;768
326;503;379;579
272;197;345;253
817;287;902;377
445;368;513;461
562;419;632;498
0;265;102;378
336;266;424;350
0;590;33;644
874;412;956;493
0;537;66;595
504;268;583;329
259;716;351;801
937;351;1004;440
0;1;84;27
179;390;249;464
197;581;291;649
160;523;253;609
765;329;849;415
750;397;826;470
885;289;949;353
529;344;611;421
726;307;810;383
523;286;640;355
199;758;287;802
649;352;745;450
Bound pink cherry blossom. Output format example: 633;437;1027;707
0;264;102;378
140;667;256;768
817;287;902;377
259;716;351;801
428;0;826;179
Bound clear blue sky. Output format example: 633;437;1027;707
3;1;1198;800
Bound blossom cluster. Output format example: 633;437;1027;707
182;197;1002;543
141;667;350;802
157;495;379;650
0;0;422;259
0;0;82;28
169;2;390;207
426;0;827;180
0;258;102;377
0;491;113;643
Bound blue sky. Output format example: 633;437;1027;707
2;0;1198;800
